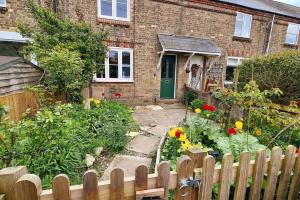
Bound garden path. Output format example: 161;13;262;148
101;103;188;180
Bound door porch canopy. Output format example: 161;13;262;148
157;34;221;69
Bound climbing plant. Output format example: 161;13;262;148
17;0;108;102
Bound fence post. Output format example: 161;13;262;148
0;166;28;200
187;148;207;200
174;155;192;200
15;174;42;200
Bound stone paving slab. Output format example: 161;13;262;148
147;125;171;137
126;134;160;155
102;155;152;180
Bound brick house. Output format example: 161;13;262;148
1;0;300;105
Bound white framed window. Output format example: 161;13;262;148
225;57;245;86
285;23;300;45
94;47;134;82
98;0;130;21
0;0;6;7
234;12;252;38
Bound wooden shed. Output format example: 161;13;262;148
0;56;44;121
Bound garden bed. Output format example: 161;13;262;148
0;99;138;188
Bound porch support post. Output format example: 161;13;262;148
156;50;165;70
184;52;195;70
201;56;208;93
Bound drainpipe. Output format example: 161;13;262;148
53;0;59;14
265;14;275;55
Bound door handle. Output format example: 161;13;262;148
165;80;169;84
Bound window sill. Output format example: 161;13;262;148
233;36;252;43
93;78;134;83
284;43;298;48
96;18;131;27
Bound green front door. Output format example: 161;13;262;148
160;55;176;99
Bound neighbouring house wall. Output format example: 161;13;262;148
1;0;299;105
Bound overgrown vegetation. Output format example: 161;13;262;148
0;101;136;188
17;0;108;102
238;50;300;105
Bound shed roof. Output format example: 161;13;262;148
158;34;221;56
218;0;300;19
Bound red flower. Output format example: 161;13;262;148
115;92;121;98
175;130;181;138
228;128;236;135
203;104;216;112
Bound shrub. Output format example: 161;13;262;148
181;90;197;105
238;50;300;105
190;99;205;110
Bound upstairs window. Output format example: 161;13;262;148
0;0;6;7
234;12;252;38
95;47;133;82
98;0;130;21
285;23;300;45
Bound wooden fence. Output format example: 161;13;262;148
0;90;39;121
0;146;299;200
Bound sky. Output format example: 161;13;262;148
275;0;300;7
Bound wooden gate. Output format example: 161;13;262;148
0;145;299;200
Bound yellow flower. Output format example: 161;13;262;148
235;121;243;130
82;100;86;105
254;128;262;136
195;108;202;114
179;133;187;142
182;140;192;151
94;99;101;105
89;97;94;102
168;127;183;138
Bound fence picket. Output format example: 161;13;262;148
52;174;71;200
157;161;170;200
135;165;148;192
276;145;297;200
217;154;234;200
174;155;192;200
199;155;216;200
263;147;282;200
288;151;300;200
233;151;250;200
249;149;267;200
110;168;124;200
15;174;42;200
83;170;99;200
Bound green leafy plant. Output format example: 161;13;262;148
161;137;183;170
181;90;197;106
190;98;205;110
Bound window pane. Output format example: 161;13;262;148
109;50;118;65
234;21;243;36
236;13;243;21
0;0;5;5
109;65;118;78
122;51;130;65
101;0;112;16
226;66;235;81
287;24;299;34
96;65;106;78
122;66;130;78
242;15;251;37
285;33;298;44
117;0;127;18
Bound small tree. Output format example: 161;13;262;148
18;0;108;102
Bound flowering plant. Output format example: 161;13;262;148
203;104;216;112
168;127;192;151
